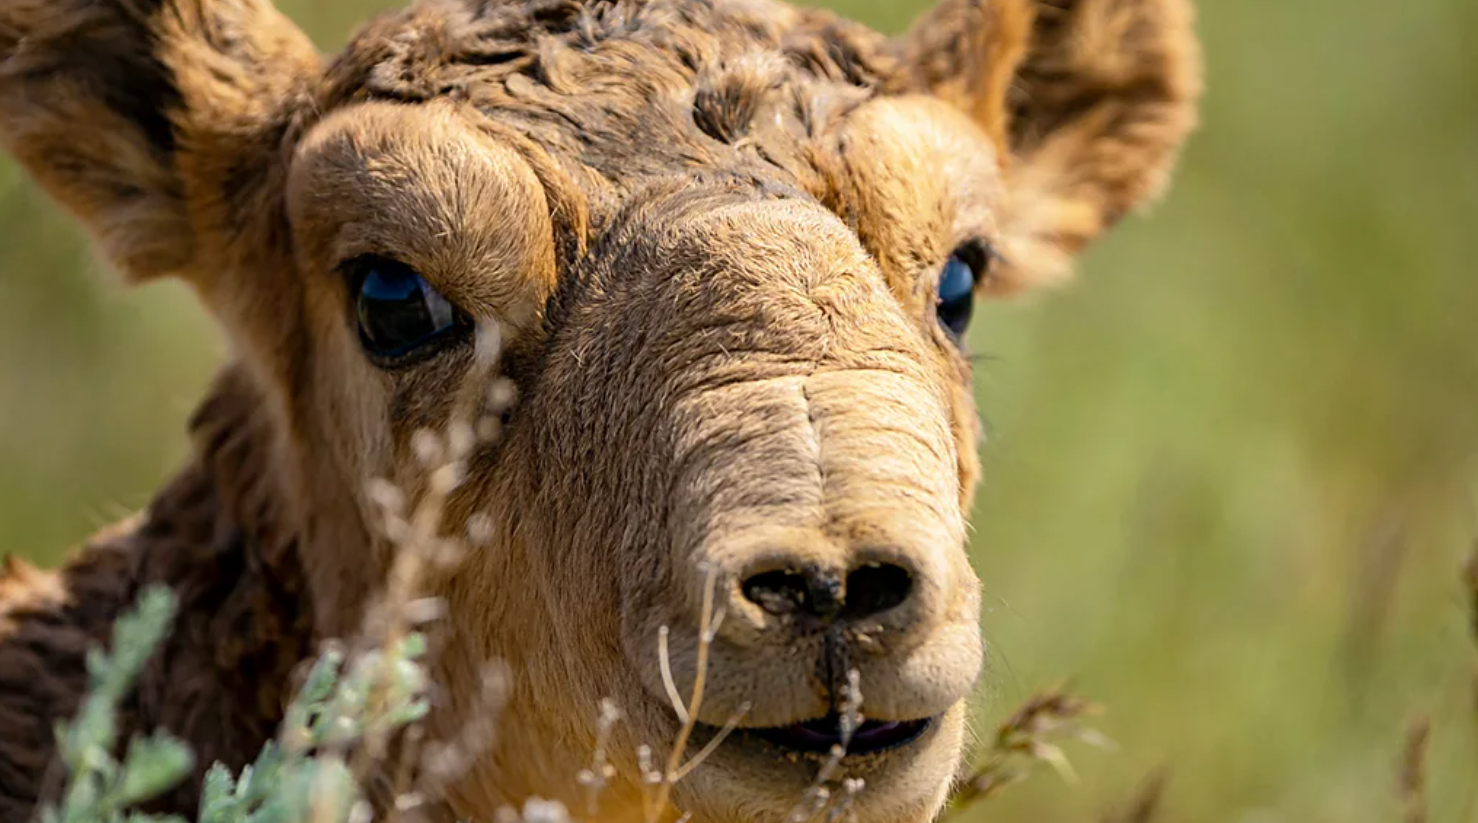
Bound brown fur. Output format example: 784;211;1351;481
0;0;1200;821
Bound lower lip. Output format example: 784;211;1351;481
747;715;936;757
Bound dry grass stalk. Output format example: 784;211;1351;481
1100;769;1168;823
417;664;512;809
1463;539;1478;648
1398;715;1431;823
1342;517;1409;692
640;566;752;822
787;669;865;823
946;688;1107;814
330;320;519;821
496;797;576;823
576;699;625;820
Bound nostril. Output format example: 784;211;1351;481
741;567;844;618
741;563;910;621
741;569;811;616
843;562;913;619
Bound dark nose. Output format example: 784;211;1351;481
741;562;914;621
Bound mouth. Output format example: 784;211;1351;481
741;714;936;757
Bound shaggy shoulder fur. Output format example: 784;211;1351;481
0;369;313;819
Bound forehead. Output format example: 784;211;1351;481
294;0;1006;311
313;0;896;195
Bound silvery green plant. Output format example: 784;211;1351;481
38;586;192;823
37;587;433;823
195;633;430;823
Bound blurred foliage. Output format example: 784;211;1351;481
2;0;1476;821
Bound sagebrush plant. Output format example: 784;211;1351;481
195;634;434;823
37;582;1102;823
32;582;435;823
38;586;193;823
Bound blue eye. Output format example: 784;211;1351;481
350;257;468;363
937;241;994;338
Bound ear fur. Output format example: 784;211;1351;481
0;0;318;283
896;0;1202;292
894;0;1035;159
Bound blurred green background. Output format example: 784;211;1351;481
2;0;1476;820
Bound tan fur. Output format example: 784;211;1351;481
0;1;1201;820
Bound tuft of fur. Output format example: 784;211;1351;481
693;52;788;145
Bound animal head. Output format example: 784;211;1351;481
0;0;1198;820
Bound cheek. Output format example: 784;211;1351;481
297;287;400;492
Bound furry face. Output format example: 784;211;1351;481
0;0;1199;821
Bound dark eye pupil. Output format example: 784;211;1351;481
354;259;461;360
936;255;976;337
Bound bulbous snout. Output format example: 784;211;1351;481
657;382;984;731
522;189;986;822
608;198;983;732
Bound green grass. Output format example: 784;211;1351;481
3;0;1476;821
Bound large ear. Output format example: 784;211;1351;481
894;0;1202;292
0;0;319;282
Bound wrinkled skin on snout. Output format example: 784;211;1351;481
0;0;1200;821
483;193;988;820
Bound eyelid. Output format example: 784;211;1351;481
341;254;457;302
951;238;1000;283
340;253;397;287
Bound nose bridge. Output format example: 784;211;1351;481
804;366;960;530
655;199;964;637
